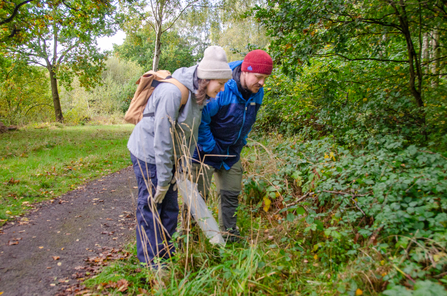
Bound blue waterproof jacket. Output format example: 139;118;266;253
193;60;263;169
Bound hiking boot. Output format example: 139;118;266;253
223;228;241;243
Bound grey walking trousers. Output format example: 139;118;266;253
191;159;242;235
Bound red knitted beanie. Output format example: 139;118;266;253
241;50;273;75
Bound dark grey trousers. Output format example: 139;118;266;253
192;160;242;234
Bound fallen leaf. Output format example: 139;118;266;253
116;279;128;292
57;262;62;266
8;177;20;184
263;196;271;212
8;241;19;245
52;256;60;260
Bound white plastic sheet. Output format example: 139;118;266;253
177;178;225;246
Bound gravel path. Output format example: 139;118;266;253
0;167;137;296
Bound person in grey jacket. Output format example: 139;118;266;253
127;46;232;269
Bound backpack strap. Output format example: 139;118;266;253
141;76;189;118
163;78;189;106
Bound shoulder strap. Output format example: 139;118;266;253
163;78;189;106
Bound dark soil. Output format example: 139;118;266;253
0;167;138;296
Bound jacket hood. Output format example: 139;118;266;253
229;60;243;71
172;65;198;93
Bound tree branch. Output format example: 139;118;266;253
317;53;408;63
0;0;34;26
162;0;198;33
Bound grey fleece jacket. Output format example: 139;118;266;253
127;65;203;187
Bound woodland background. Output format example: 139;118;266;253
1;0;447;295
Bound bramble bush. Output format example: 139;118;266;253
243;133;447;293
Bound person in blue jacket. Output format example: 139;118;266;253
192;49;272;242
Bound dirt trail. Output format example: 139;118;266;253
0;167;137;296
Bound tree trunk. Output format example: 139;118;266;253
397;8;423;108
422;32;429;74
393;0;426;136
152;24;162;71
48;66;64;122
431;29;440;87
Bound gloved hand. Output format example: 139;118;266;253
154;185;169;204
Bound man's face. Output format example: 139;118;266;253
240;72;269;93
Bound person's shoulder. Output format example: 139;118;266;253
153;82;182;98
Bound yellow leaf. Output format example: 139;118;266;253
324;153;330;159
356;289;363;295
263;196;271;212
380;260;385;265
329;152;335;161
313;254;318;260
433;252;446;262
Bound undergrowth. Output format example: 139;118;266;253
82;133;447;295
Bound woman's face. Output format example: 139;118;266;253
206;79;228;98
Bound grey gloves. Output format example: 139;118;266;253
154;185;169;203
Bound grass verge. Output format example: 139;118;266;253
0;123;134;225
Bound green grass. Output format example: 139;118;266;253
0;124;134;225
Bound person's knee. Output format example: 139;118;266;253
220;190;239;208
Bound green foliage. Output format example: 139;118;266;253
0;56;53;125
0;124;133;225
1;0;117;121
243;133;447;293
254;0;447;146
60;57;143;124
114;28;199;72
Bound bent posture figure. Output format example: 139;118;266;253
127;46;232;268
193;50;273;242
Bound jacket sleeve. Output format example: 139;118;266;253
197;94;221;153
153;84;183;187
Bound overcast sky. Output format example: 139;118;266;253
97;30;126;52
